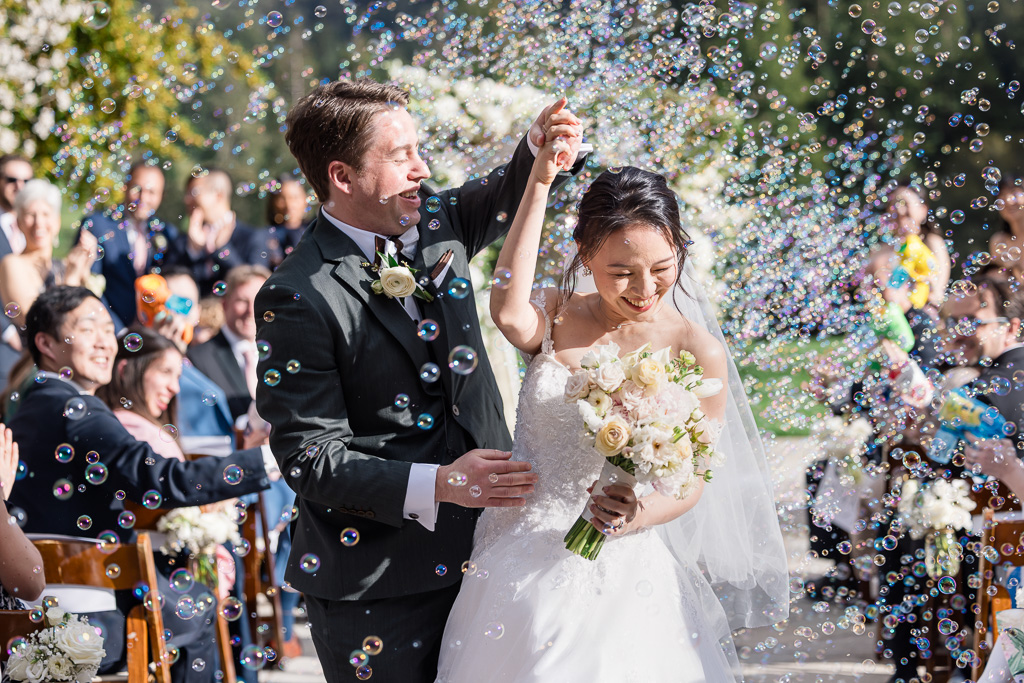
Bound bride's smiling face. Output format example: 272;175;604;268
586;223;678;321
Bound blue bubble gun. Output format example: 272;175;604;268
928;388;1009;464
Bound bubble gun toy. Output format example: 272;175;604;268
135;273;193;345
928;388;1009;464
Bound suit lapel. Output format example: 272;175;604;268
213;333;248;395
414;235;475;405
312;219;435;384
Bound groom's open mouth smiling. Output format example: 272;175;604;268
397;187;421;207
623;295;656;312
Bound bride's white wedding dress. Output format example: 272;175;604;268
436;300;741;682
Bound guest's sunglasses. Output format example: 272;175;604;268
2;176;30;185
943;315;1011;336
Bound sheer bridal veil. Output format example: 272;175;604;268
568;250;790;633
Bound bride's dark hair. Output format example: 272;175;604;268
561;167;691;304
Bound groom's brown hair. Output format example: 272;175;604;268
285;78;410;202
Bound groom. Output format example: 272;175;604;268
254;78;585;681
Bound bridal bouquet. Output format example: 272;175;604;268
157;505;241;588
562;342;723;560
5;607;106;683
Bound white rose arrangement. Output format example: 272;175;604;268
156;505;241;589
6;606;106;683
897;478;976;541
563;342;723;560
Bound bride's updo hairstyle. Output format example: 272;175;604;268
562;166;691;303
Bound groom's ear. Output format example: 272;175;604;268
327;160;354;196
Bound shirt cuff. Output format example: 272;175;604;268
260;445;280;479
404;463;440;531
1;324;18;345
526;134;593;160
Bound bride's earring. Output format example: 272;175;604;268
582;265;592;277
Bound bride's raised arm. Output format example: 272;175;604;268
490;98;581;355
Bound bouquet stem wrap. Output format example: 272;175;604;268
564;458;636;560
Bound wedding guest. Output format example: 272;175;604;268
883;184;950;312
170;170;272;294
265;176;310;268
187;265;269;422
78;161;183;330
990;177;1024;280
0;154;31;255
0;423;45;608
155;269;235;441
5;285;279;683
0;180;100;330
0;156;32;388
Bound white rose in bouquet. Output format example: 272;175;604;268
580;342;620;369
631;356;667;394
563;369;590;401
594;415;631;458
592;362;626;393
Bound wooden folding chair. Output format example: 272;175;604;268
241;491;287;655
972;507;1024;678
30;533;171;683
0;609;37;665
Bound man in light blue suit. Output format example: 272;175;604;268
78;161;184;330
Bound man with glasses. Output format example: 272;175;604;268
941;275;1024;450
0;154;32;386
0;154;31;256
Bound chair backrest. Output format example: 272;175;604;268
973;509;1024;678
29;533;170;683
0;610;36;664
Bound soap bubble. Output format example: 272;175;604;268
341;528;360;546
266;11;283;28
394;394;410;409
417;319;439;341
123;333;143;352
219;596;243;621
223;465;242;485
448;346;478;375
264;369;282;386
300;553;320;573
239;644;266;670
169;569;194;593
362;636;383;655
419;363;440;383
447;471;467;486
54;443;75;463
447;278;470;299
416;414;434;430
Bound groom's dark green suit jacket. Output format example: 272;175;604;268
254;138;583;601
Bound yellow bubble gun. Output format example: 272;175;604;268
898;233;936;309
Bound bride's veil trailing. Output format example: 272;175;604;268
566;249;790;633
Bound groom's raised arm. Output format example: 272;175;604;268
253;281;413;528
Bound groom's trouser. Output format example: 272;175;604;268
306;582;462;683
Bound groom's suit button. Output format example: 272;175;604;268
452;404;460;416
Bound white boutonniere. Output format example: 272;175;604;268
368;251;435;302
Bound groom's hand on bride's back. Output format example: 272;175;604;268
435;449;538;508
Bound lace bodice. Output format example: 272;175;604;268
473;291;611;550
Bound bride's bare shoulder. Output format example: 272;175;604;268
673;316;726;374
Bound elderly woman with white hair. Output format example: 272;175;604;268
0;179;98;333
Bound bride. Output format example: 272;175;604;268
435;113;789;681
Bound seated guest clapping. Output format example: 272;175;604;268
5;286;278;683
